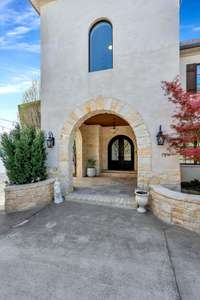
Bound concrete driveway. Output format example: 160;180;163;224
0;201;200;300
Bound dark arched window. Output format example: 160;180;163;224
89;20;113;72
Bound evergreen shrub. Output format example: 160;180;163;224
0;126;47;185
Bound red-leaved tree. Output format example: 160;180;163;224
162;77;200;164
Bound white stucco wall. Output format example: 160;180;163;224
40;0;180;188
180;48;200;90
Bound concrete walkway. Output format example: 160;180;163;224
0;201;200;300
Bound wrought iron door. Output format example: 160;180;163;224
108;135;134;171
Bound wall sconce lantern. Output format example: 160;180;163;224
156;125;165;146
47;132;55;148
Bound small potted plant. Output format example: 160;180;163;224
87;159;96;177
135;188;149;213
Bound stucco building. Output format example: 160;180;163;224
30;0;200;199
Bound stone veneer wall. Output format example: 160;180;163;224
5;178;55;213
58;97;181;194
150;185;200;234
77;124;137;176
80;125;102;176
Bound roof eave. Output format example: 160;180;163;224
180;39;200;51
29;0;40;14
30;0;56;14
180;44;200;51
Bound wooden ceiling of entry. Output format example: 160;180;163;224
84;113;129;127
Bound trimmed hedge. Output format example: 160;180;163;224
0;126;47;185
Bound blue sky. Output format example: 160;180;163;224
0;0;40;123
180;0;200;40
0;0;200;123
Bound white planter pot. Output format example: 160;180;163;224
135;190;149;213
181;164;200;182
87;168;96;177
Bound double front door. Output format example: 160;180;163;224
108;135;134;171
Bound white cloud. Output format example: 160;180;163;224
0;39;40;53
6;26;32;37
0;0;40;53
193;27;200;32
0;69;40;95
0;84;24;94
181;24;200;34
0;80;32;94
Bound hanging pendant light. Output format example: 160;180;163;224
112;118;117;134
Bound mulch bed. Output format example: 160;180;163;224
181;180;200;195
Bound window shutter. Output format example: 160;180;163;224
186;64;197;93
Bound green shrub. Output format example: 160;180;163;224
0;126;47;185
87;159;96;168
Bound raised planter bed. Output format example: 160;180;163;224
150;185;200;234
4;178;55;213
181;179;200;195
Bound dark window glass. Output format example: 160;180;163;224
196;65;200;92
111;140;119;161
89;21;113;72
124;140;132;161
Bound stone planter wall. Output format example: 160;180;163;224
5;178;55;213
150;185;200;234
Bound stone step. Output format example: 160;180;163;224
66;191;137;210
100;170;137;179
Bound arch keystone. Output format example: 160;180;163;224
96;96;105;110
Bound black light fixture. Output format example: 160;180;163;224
47;132;55;148
112;118;117;133
156;125;165;146
112;118;116;130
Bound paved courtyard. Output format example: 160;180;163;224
0;201;200;300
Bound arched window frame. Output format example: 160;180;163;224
89;19;113;73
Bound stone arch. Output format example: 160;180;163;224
59;97;152;194
88;17;113;32
74;128;83;178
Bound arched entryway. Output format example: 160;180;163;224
108;135;134;171
59;97;152;195
73;113;137;178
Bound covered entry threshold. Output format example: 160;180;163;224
67;176;137;209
